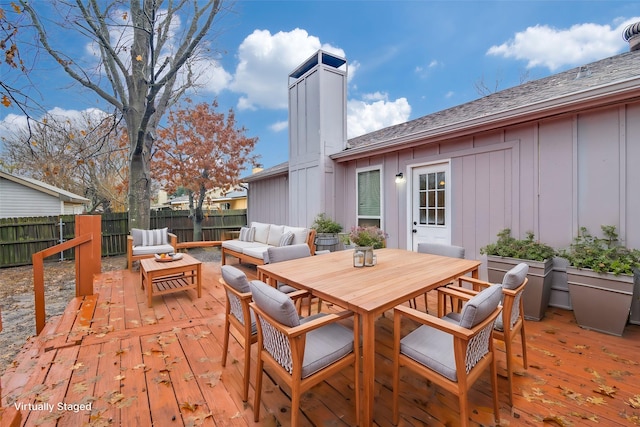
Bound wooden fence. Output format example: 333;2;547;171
0;209;247;268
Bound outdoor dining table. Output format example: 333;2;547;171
257;247;481;425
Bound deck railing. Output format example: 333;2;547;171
31;215;102;334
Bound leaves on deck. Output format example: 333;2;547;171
627;395;640;409
594;384;617;397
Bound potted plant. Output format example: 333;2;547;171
481;229;556;321
311;213;343;251
559;225;640;336
348;225;388;249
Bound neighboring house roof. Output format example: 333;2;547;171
243;162;289;182
332;50;640;161
167;187;248;206
0;171;89;204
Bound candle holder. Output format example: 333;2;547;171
353;246;373;268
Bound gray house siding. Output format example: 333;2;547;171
335;99;640;261
246;174;288;225
0;178;62;218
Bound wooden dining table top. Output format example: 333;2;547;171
257;248;481;315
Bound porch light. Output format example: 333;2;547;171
395;172;405;183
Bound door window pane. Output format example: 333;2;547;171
419;171;446;226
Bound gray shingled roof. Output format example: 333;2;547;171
344;50;640;152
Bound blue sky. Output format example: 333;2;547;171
1;1;639;171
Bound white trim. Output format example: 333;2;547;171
403;160;451;250
355;164;384;230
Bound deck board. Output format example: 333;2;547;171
2;260;640;426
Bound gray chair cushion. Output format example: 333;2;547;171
457;284;503;329
250;280;300;327
400;323;457;381
267;244;311;263
132;244;175;256
221;265;251;293
502;262;529;290
417;242;465;259
301;317;354;378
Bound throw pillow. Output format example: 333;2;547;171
239;227;255;242
139;228;168;246
278;231;294;247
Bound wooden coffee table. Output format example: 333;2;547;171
140;254;202;307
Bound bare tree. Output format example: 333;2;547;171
20;0;224;229
2;110;129;212
474;68;532;96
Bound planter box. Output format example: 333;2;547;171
567;267;634;336
549;257;572;310
314;233;339;252
631;269;640;325
486;256;553;321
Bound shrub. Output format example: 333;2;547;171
480;228;556;262
559;225;640;275
310;213;343;234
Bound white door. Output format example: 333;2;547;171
411;163;451;250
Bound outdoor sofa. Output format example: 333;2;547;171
221;222;316;266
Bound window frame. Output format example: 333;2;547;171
356;165;384;228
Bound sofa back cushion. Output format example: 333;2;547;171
131;228;168;247
267;224;285;246
284;226;310;246
251;222;271;244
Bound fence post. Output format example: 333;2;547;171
75;215;101;297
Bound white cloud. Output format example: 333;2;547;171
269;120;288;132
228;28;346;110
347;94;411;139
487;17;640;71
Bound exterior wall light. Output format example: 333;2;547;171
395;172;405;183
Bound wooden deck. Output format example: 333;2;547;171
1;260;640;426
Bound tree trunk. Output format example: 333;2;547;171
128;152;151;230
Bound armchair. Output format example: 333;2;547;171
220;265;257;402
126;228;177;271
392;284;502;427
249;279;360;426
447;262;529;405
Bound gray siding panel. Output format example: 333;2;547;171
0;178;62;218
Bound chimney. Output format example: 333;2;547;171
623;21;640;52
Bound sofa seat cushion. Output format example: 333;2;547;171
132;244;175;256
243;246;271;263
222;240;267;253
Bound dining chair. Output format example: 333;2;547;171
392;284;502;427
448;262;529;405
267;244;322;314
413;242;466;311
249;279;360;426
220;265;257;402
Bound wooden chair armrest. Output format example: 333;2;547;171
288;310;355;337
437;286;477;302
456;276;491;290
287;289;311;301
393;305;473;339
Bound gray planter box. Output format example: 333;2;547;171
549;257;572;310
567;267;634;336
631;269;640;325
314;233;339;252
486;256;553;321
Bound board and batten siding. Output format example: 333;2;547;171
246;174;289;226
335;99;640;265
0;178;63;218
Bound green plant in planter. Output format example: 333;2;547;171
480;229;556;261
559;225;640;275
311;213;343;234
